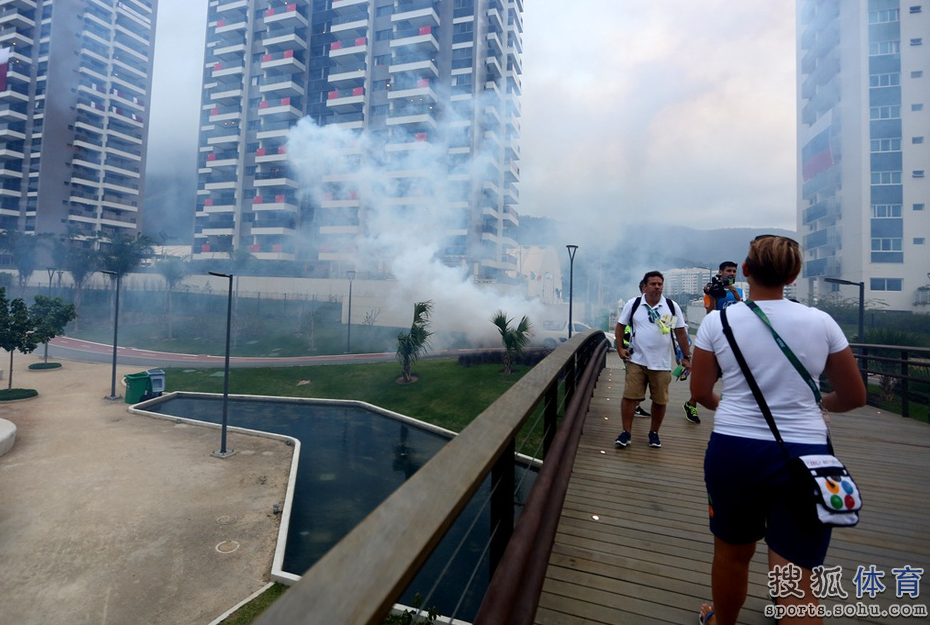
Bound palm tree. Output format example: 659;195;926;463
491;310;532;374
396;301;433;383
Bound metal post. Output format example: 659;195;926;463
566;245;578;338
101;270;121;400
210;272;235;458
825;277;866;385
346;270;356;353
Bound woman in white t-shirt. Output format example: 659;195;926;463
690;235;866;625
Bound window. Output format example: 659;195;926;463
870;278;903;291
915;137;925;144
870;8;900;22
870;138;901;152
869;40;901;56
910;5;922;12
914;171;926;178
871;171;902;184
871;238;903;252
915;204;926;211
913;104;925;111
870;105;901;119
911;38;924;46
374;54;389;66
375;29;391;41
872;204;902;218
913;71;925;78
870;72;900;87
915;238;926;245
376;5;392;17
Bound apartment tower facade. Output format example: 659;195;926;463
0;0;157;241
797;0;929;311
194;0;523;281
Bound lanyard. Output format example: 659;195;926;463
744;300;822;405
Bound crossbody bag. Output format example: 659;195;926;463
720;303;862;527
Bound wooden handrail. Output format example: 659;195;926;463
254;331;608;625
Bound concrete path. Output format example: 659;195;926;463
0;356;293;625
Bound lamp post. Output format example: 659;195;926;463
346;270;356;353
44;267;54;362
566;245;578;338
100;270;121;400
209;271;235;458
824;277;865;342
825;277;866;385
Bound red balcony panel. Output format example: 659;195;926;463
287;3;296;10
277;146;287;154
216;19;225;27
265;8;274;16
275;194;285;203
201;244;211;252
416;78;429;88
281;97;290;106
414;133;427;141
207;153;217;161
418;26;431;35
348;191;359;200
251;244;261;252
351;87;364;96
354;37;367;46
204;198;214;206
213;62;222;71
211;107;219;115
254;196;263;204
331;41;342;50
284;49;294;58
272;244;282;253
328;90;339;99
259;101;269;109
256;147;266;156
262;53;272;62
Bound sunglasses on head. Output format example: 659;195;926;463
754;234;799;246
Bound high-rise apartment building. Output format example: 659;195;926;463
797;0;929;311
0;0;157;241
194;0;523;281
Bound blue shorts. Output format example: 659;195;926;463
704;432;832;570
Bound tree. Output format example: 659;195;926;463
155;256;190;340
99;233;153;278
0;231;40;295
396;301;433;383
0;288;38;389
30;295;77;364
491;310;532;374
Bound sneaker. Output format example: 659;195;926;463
634;405;650;417
683;402;701;424
648;430;662;448
615;430;631;448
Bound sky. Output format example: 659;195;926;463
147;0;799;240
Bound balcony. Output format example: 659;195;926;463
263;4;307;27
331;12;368;36
388;79;437;102
257;96;302;118
331;0;368;13
212;41;247;60
259;74;304;96
250;193;297;212
207;104;242;123
254;145;289;164
211;60;246;82
390;26;439;52
260;50;306;75
329;37;368;64
390;5;439;29
326;87;365;112
328;64;367;87
261;27;307;52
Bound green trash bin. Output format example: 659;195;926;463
124;372;152;404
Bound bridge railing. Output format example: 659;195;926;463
254;330;609;625
848;342;930;421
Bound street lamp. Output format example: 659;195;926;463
566;245;578;338
209;271;236;459
44;267;54;363
825;277;866;385
346;270;357;353
100;270;121;400
824;277;865;342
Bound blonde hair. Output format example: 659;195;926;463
745;235;802;287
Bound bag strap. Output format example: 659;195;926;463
720;306;789;454
744;300;822;405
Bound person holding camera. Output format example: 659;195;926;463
682;262;744;424
703;261;743;314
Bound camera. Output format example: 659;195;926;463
708;274;734;299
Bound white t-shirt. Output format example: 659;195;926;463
694;299;849;444
619;297;687;371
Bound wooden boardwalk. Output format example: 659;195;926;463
536;353;930;624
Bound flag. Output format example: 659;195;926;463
801;128;834;182
0;47;10;92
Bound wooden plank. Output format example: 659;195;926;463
537;354;930;625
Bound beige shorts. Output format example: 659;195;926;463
622;361;671;405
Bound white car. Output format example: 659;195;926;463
530;321;593;349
